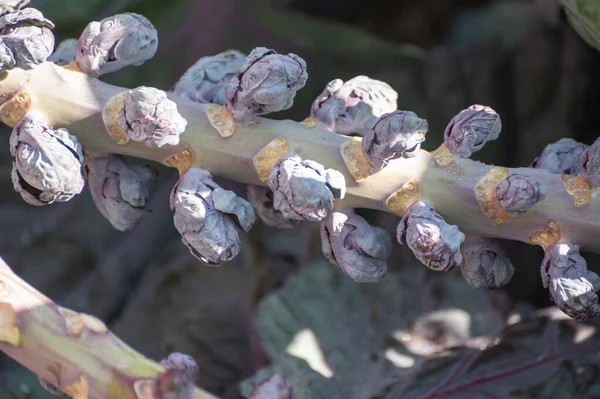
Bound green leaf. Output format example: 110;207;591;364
240;262;509;398
562;0;600;52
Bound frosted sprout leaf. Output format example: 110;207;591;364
0;7;54;71
495;174;546;215
10;112;84;206
444;104;501;157
249;374;292;399
580;137;600;188
0;0;30;17
84;154;157;232
460;237;514;289
268;154;346;222
397;200;465;272
173;49;245;105
225;47;308;123
320;209;390;283
362;110;428;168
170;168;255;265
531;137;588;175
541;243;600;321
246;185;298;229
310;75;398;136
159;352;199;384
48;38;76;66
118;86;188;148
75;12;158;77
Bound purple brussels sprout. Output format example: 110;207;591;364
580;137;600;188
310;75;398;136
0;7;54;71
397;201;465;272
246;184;298;229
170;168;256;265
173;49;245;105
75;13;158;77
444;104;501;157
225;47;307;123
495;174;546;216
10;112;84;206
268;154;346;222
320;209;391;283
531;138;588;175
460;237;514;289
362;110;428;168
84;154;157;232
159;352;199;384
118;86;187;148
541;243;600;321
249;374;292;399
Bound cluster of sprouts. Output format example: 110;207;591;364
0;3;600;398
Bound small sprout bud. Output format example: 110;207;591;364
249;374;292;399
84;154;157;232
48;38;76;66
531;137;588;175
225;47;307;123
75;13;158;77
362;110;428;168
580;137;600;188
118;86;188;148
268;154;346;222
38;377;67;396
159;352;199;384
541;243;600;321
170;168;256;265
320;209;391;283
10;112;84;206
173;49;245;105
397;201;465;272
0;7;54;71
444;104;501;157
246;184;298;229
310;75;398;136
495;174;546;216
460;237;514;289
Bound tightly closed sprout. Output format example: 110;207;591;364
170;168;256;265
268;154;346;222
460;237;515;289
541;244;600;321
9;112;84;206
531;137;588;175
0;7;54;71
84;153;157;232
173;49;246;105
310;75;398;136
495;174;546;216
362;110;429;168
580;137;600;187
444;104;501;157
226;47;308;122
397;201;465;272
75;12;158;77
2;5;600;398
320;209;391;283
118;86;188;148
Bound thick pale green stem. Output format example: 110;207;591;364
0;256;218;399
1;63;599;252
